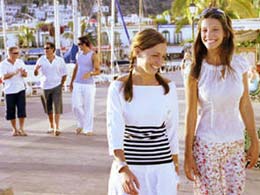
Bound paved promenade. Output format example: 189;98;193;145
0;71;259;195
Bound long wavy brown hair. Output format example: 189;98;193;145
123;28;169;102
191;8;235;79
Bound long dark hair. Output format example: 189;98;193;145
123;28;169;102
191;8;235;79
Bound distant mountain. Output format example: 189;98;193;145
102;0;173;15
5;0;173;16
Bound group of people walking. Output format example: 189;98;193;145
0;7;259;195
0;36;100;137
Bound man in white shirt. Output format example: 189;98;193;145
34;42;67;136
0;77;3;104
0;46;28;136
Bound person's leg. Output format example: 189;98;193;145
5;93;18;135
48;113;54;129
17;90;27;136
0;83;4;104
223;140;245;195
53;85;63;135
44;89;54;131
82;84;96;135
54;114;60;130
71;83;84;133
193;138;224;195
17;118;26;136
10;119;18;135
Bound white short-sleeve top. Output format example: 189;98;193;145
0;59;26;94
36;55;67;90
196;55;249;143
107;80;179;165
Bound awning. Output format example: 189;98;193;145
235;30;260;42
27;48;44;55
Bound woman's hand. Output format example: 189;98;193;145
184;153;199;181
120;166;140;195
82;72;91;80
246;138;259;169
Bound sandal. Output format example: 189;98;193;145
47;128;54;134
76;127;83;135
12;131;20;136
83;132;94;136
18;129;28;136
54;129;61;136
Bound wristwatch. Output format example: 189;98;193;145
115;161;128;173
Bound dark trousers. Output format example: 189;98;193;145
42;84;63;114
5;90;26;120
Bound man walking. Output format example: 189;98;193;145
34;42;67;136
69;35;100;136
0;46;28;136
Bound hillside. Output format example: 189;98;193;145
5;0;174;16
102;0;173;15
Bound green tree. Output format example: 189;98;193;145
17;26;36;48
62;19;96;46
171;0;258;32
80;20;87;36
154;17;168;25
21;5;29;14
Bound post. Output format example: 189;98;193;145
138;0;143;31
97;0;102;66
189;1;196;42
1;0;7;56
72;0;79;44
191;16;194;41
54;0;61;55
111;0;115;75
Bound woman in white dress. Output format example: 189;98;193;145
184;8;259;195
107;29;179;195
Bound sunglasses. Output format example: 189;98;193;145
200;8;225;18
44;47;51;50
12;52;19;55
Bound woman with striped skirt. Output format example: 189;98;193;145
107;29;179;195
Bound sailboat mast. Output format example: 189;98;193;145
139;0;143;31
1;0;7;56
110;0;115;74
72;0;79;44
97;0;102;65
54;0;61;54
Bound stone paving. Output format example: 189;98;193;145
0;71;259;195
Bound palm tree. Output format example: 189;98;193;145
171;0;258;32
62;19;96;46
17;26;36;48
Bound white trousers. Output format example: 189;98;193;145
108;162;178;195
71;83;96;133
0;83;3;100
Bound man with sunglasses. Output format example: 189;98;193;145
69;35;100;136
34;42;67;136
0;46;28;136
